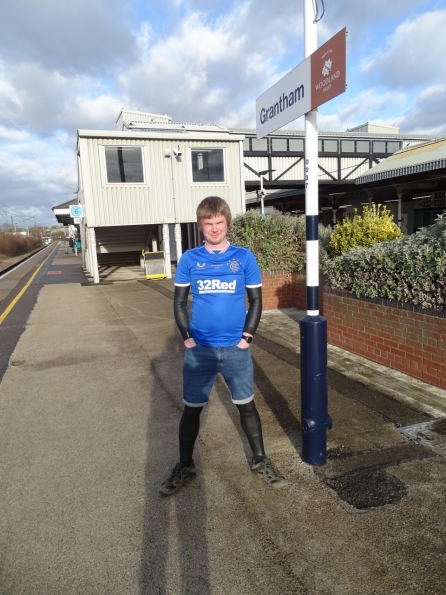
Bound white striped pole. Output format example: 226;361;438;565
300;0;331;465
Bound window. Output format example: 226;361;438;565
342;140;369;153
356;141;370;153
324;140;338;152
387;141;400;154
289;138;304;152
191;149;225;183
243;138;251;151
104;147;144;183
341;140;355;153
251;138;268;151
373;141;386;153
272;138;287;152
319;139;338;152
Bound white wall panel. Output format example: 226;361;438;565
271;156;305;181
79;135;244;227
318;157;338;181
243;157;269;181
340;157;371;180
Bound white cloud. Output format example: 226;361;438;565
361;9;446;89
0;126;30;142
0;0;445;226
318;89;407;132
396;83;446;137
0;134;77;223
0;0;137;73
121;6;299;126
0;61;127;135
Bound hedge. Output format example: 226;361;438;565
228;210;331;273
325;212;446;309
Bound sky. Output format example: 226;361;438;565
0;0;445;229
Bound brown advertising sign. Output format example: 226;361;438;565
310;27;346;110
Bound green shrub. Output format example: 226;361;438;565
327;204;402;257
325;212;446;309
228;210;331;273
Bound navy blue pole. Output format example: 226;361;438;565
300;314;332;465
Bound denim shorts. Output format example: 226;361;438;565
183;344;254;407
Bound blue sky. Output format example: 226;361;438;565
0;0;445;228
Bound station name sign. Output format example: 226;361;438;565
256;28;346;139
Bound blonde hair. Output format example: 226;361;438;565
196;196;232;229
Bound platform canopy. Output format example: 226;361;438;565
52;199;78;226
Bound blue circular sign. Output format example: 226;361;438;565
71;205;82;217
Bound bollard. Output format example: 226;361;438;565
300;314;332;465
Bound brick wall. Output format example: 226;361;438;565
324;287;446;390
261;271;294;310
260;271;324;312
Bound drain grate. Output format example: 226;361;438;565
399;419;446;457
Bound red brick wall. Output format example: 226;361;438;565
260;272;446;390
324;287;446;390
261;271;294;310
260;271;324;312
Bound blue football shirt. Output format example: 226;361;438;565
174;243;262;347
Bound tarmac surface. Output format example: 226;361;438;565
0;244;445;594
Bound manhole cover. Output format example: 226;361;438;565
326;468;407;509
399;419;446;457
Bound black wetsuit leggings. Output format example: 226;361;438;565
179;401;265;464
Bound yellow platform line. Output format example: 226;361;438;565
0;245;58;325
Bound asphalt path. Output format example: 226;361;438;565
0;245;88;380
0;247;445;594
0;246;55;381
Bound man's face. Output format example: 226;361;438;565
200;215;228;247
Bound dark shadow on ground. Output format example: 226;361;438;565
251;354;302;453
140;335;211;595
212;352;302;460
212;376;253;465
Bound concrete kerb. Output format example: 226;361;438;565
258;308;446;419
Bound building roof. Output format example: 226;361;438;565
77;128;244;142
52;199;78;225
245;188;300;205
231;127;432;141
52;199;76;211
346;122;399;134
356;137;446;184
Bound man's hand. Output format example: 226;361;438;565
184;337;197;349
236;334;252;349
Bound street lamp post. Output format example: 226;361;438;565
257;169;275;215
328;192;346;229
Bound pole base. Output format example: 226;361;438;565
299;315;331;466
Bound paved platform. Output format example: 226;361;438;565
0;245;445;594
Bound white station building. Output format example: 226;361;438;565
73;110;245;283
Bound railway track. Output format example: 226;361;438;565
0;245;53;278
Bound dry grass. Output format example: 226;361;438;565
0;233;42;258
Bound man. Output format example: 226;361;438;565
160;196;287;496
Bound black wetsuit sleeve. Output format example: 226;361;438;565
174;285;192;340
243;286;262;336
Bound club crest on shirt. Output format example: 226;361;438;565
196;262;206;269
228;258;241;272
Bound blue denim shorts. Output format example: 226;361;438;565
183;344;254;407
